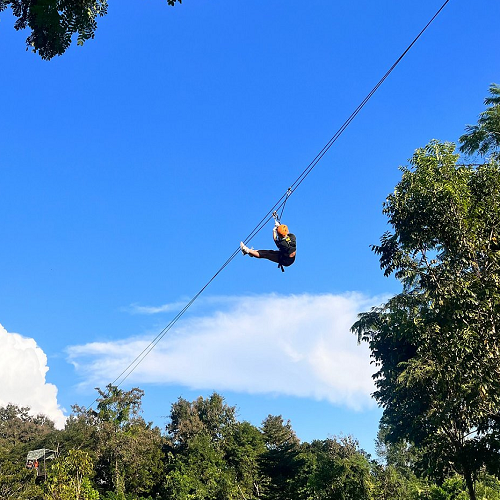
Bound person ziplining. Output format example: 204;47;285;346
240;219;297;272
98;0;451;390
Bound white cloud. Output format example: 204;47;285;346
125;301;188;315
68;293;382;410
0;323;67;429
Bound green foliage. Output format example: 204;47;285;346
352;139;500;499
69;385;165;499
166;392;237;449
0;404;56;500
164;393;243;499
165;432;239;500
375;425;422;477
475;474;500;499
225;421;266;497
0;404;55;449
372;465;409;500
306;437;373;500
1;0;182;59
460;84;500;160
44;449;99;500
4;388;500;499
0;458;44;499
259;414;303;499
1;0;108;59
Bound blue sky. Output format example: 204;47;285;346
0;0;498;456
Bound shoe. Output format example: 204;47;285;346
240;241;250;255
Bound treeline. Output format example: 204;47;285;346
1;387;500;500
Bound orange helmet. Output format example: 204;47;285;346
277;224;289;237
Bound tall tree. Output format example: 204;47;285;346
460;83;500;160
1;0;181;60
352;140;500;500
225;421;267;498
69;385;165;499
166;393;237;450
163;393;240;499
259;415;302;500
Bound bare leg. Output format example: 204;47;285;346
247;248;261;258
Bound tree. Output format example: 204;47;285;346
1;0;182;60
163;393;240;499
0;404;56;500
259;415;302;500
460;84;500;160
0;404;55;448
225;421;266;499
0;459;44;500
164;432;239;500
167;393;237;446
44;449;99;500
69;385;165;499
352;140;500;500
306;437;373;500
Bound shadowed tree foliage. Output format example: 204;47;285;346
259;414;302;500
352;140;500;500
0;404;55;449
0;0;181;59
0;404;56;500
0;461;44;500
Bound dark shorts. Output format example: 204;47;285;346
257;250;295;267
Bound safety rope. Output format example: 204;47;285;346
87;0;452;409
279;188;292;223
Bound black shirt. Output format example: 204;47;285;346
275;233;297;257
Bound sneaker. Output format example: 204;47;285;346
240;241;250;255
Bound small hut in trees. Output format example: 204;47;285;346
26;448;57;479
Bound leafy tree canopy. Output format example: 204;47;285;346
0;0;181;60
352;139;500;500
0;404;55;451
166;392;237;449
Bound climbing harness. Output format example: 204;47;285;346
272;188;294;272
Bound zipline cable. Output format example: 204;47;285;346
250;0;453;215
87;0;451;408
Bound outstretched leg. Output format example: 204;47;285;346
241;242;259;257
240;243;281;263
